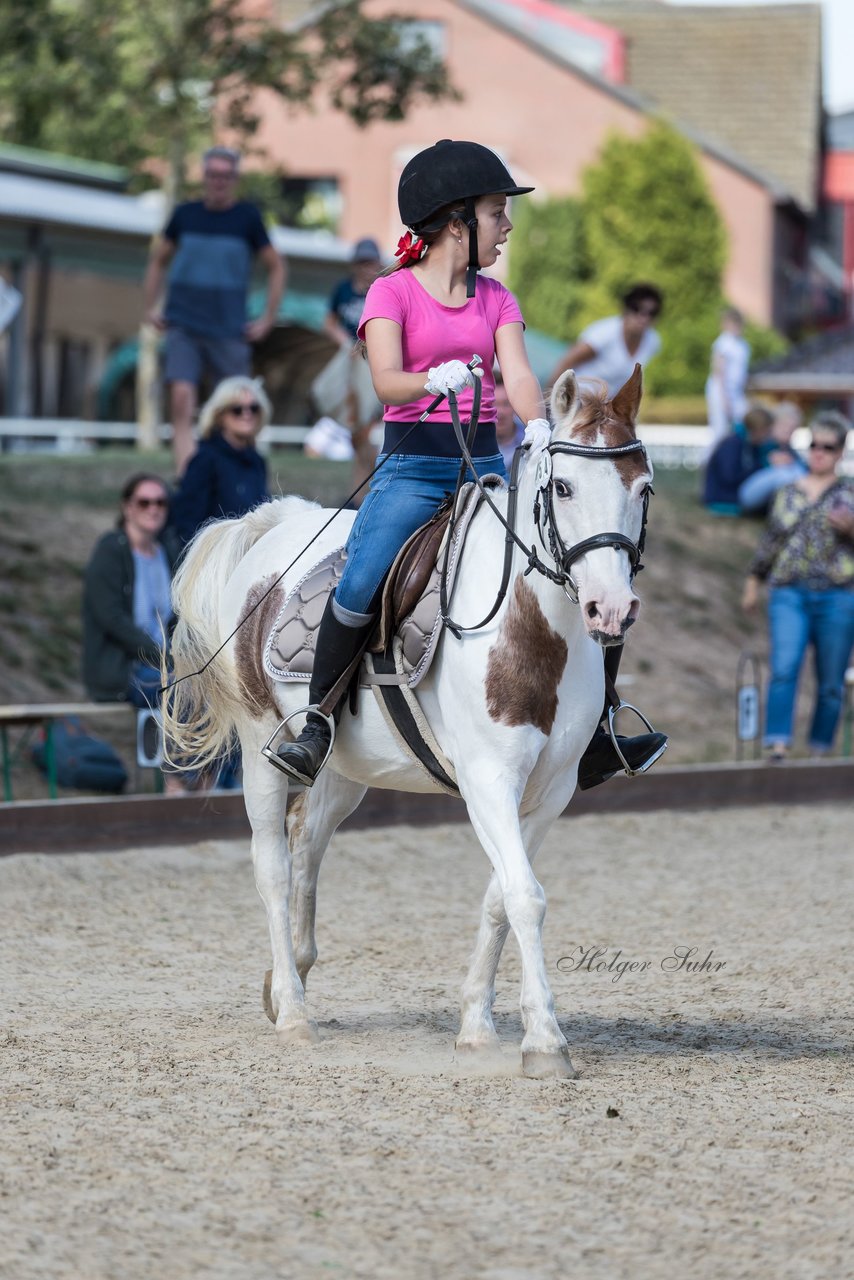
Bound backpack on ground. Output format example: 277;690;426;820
31;715;128;794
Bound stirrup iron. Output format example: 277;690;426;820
606;701;663;777
261;705;336;785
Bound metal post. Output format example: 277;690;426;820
736;651;763;762
44;720;58;800
1;726;11;802
843;667;854;758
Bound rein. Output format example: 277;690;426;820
438;392;652;635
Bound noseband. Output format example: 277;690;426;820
533;439;652;604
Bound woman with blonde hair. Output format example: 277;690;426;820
171;375;271;545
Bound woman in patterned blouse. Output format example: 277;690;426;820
742;411;854;761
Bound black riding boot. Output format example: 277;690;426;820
271;598;375;787
577;643;668;791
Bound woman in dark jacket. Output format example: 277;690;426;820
170;375;271;545
82;473;178;704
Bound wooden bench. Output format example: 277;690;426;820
0;702;133;801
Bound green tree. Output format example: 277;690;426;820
0;0;456;196
507;196;589;343
577;120;727;396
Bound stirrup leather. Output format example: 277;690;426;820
261;705;336;785
606;701;664;777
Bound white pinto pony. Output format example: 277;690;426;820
164;368;654;1079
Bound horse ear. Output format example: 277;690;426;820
550;370;580;425
610;363;643;429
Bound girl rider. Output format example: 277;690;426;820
272;140;666;788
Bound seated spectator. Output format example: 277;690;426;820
702;405;774;515
170;376;271;546
737;400;807;514
82;473;185;793
494;372;525;472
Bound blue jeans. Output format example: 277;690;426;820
765;586;854;749
335;452;506;616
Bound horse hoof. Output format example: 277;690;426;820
276;1017;320;1046
522;1048;577;1080
262;969;276;1024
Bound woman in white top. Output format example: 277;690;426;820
550;283;663;395
705;305;751;455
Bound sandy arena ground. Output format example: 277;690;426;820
1;804;852;1280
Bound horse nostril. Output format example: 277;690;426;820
585;602;600;622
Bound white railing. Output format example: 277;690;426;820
1;419;850;472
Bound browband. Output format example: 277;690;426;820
548;439;647;460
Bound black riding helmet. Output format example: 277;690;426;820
398;140;534;297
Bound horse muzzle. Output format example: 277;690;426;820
581;593;640;645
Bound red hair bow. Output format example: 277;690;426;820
395;231;426;264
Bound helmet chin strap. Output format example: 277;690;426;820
464;197;479;298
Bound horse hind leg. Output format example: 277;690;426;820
288;768;367;988
456;872;508;1056
241;739;319;1044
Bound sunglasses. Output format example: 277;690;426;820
226;402;262;418
808;440;840;453
133;496;168;509
630;305;659;319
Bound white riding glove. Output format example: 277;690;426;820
522;418;552;451
424;360;483;397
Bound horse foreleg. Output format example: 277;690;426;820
458;794;575;1055
288;769;367;988
241;742;318;1044
461;772;576;1079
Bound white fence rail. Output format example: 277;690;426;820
0;418;841;471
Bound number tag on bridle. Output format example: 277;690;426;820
535;450;552;490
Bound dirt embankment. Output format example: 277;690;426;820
0;450;809;788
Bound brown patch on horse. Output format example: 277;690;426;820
485;577;567;735
563;367;648;490
235;573;284;718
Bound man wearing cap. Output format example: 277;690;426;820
143;146;286;474
321;238;384;501
324;238;383;349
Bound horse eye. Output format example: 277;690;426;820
554;480;573;500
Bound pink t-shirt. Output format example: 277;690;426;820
357;269;524;423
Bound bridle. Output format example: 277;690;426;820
532;439;652;605
441;391;653;633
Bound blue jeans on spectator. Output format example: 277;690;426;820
765;586;854;750
335;452;506;617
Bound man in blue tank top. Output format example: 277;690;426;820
142;147;286;474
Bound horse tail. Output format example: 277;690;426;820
162;497;316;773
